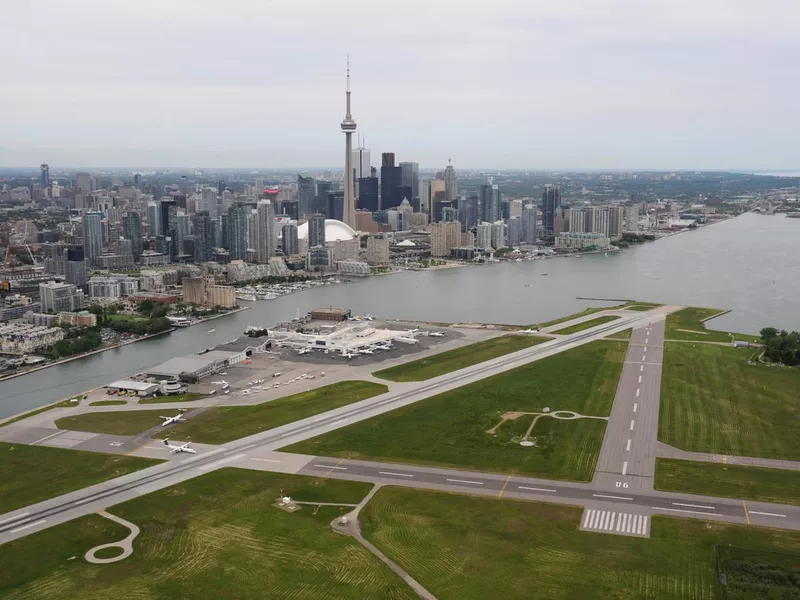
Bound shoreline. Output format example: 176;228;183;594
0;305;250;384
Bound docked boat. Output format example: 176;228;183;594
236;294;257;302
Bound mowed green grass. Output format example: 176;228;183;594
665;306;760;343
552;315;620;335
534;305;621;329
606;328;632;340
285;341;627;481
373;334;551;382
655;458;800;506
623;302;661;311
659;343;800;459
56;409;168;436
155;380;387;444
138;392;204;404
0;469;416;600
88;400;128;407
360;486;800;600
0;442;160;513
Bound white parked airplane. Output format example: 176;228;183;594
430;331;445;337
342;351;355;359
160;410;187;427
359;348;374;355
518;328;539;334
163;439;196;454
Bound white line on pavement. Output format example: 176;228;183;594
638;375;642;383
633;403;638;413
180;447;226;464
653;506;722;516
446;478;483;485
641;354;646;361
749;511;786;518
593;494;633;501
640;365;645;372
313;464;347;470
630;420;635;431
583;509;593;527
0;512;29;525
622;461;628;475
10;519;46;533
645;338;649;344
30;431;63;445
625;439;632;451
673;502;716;510
250;458;281;463
518;486;557;493
636;388;640;398
378;471;414;478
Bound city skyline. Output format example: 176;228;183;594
2;0;799;170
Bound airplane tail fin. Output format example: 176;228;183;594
163;439;169;446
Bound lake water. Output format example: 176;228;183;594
1;212;798;419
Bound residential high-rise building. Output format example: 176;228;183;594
282;223;299;256
192;211;215;262
479;183;501;223
430;221;461;257
340;60;357;229
608;206;624;239
625;205;640;232
357;176;379;212
327;191;345;222
297;174;316;218
160;199;177;237
569;207;588;233
476;222;493;250
460;192;478;231
400;162;419;201
255;200;275;264
82;212;103;266
202;187;218;220
65;248;86;288
226;203;248;260
75;172;93;195
507;217;522;247
365;234;390;265
175;213;191;256
542;185;560;233
308;213;326;247
490;221;506;250
122;212;142;260
40;163;50;188
146;202;161;237
443;162;458;203
39;281;84;313
429;179;447;222
315;181;334;216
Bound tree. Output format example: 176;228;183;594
760;327;779;342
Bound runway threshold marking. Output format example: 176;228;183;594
498;475;511;498
743;500;750;525
0;512;29;525
518;486;557;493
749;511;786;518
446;478;483;485
10;519;46;533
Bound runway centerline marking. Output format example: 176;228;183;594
314;464;347;470
641;354;646;361
250;458;281;463
640;365;645;372
593;494;633;501
518;486;556;493
749;511;786;518
630;420;635;431
446;478;483;485
633;403;638;413
0;512;29;525
10;519;46;533
378;471;413;478
636;388;640;398
625;439;632;451
673;502;716;510
653;506;722;516
622;461;628;475
638;375;642;383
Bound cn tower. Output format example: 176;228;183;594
340;57;357;229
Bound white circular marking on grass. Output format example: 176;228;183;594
85;511;140;564
519;440;535;447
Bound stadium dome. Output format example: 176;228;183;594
297;219;358;242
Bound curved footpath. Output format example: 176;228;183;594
84;511;140;564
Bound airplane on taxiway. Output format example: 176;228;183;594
159;409;187;427
162;439;196;454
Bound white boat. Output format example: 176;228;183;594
207;328;215;333
237;294;257;302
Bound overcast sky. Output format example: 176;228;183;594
2;0;799;170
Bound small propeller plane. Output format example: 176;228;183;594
159;409;187;427
163;438;196;454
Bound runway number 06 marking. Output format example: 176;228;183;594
615;481;629;489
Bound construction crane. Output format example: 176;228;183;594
3;243;38;267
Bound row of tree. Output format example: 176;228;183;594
44;329;102;359
760;328;800;366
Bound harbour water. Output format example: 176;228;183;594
1;213;798;419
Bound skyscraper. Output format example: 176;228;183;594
297;174;316;218
82;212;103;266
357;176;379;212
226;203;248;260
380;153;403;210
522;204;537;245
122;212;142;260
133;173;142;190
340;59;357;229
65;248;86;288
146;202;161;237
202;187;218;220
542;185;560;234
444;162;458;203
479;183;501;223
308;213;327;247
352;141;371;195
507;217;522;247
282;223;299;256
40;163;50;188
315;181;334;216
400;162;419;200
256;200;275;264
192;211;215;262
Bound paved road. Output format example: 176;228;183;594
0;310;650;545
593;318;666;493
